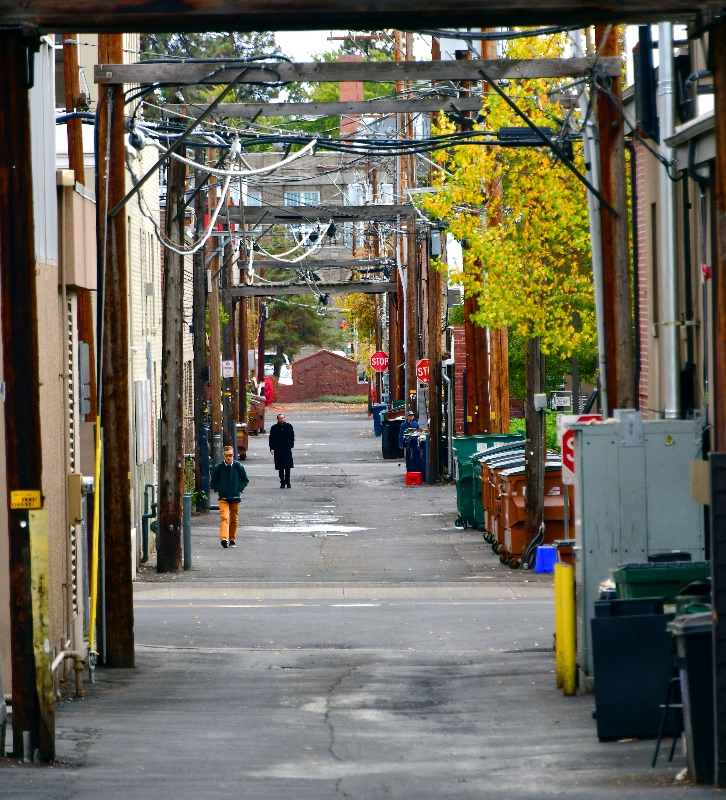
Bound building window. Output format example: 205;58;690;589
284;191;320;207
284;191;320;242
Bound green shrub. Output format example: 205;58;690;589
509;409;560;453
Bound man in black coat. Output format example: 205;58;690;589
269;412;295;488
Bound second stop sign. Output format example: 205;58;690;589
415;359;430;383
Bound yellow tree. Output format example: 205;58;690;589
335;293;377;377
421;33;596;365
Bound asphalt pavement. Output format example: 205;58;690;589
1;404;711;798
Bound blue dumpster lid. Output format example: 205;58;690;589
666;612;713;636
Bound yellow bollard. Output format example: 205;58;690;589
554;563;563;689
559;563;577;696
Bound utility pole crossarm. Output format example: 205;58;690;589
231;281;397;297
165;97;487;119
94;57;622;86
227;204;416;224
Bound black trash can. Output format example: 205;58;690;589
381;418;404;459
667;613;714;784
591;597;675;740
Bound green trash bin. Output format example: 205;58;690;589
612;561;711;606
452;434;524;529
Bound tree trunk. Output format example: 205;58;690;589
157;153;186;573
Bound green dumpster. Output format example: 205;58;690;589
612;561;711;605
452;434;524;529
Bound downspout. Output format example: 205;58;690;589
658;22;681;419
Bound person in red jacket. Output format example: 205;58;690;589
262;375;275;407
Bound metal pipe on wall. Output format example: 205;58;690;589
658;22;681;419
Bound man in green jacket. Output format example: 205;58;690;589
211;446;249;548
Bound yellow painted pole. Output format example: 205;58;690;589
560;563;577;696
554;563;563;689
88;417;102;655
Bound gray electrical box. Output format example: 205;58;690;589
570;415;705;686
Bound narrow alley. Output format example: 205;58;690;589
1;406;710;798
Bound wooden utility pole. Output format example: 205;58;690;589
0;28;53;762
63;35;98;424
454;46;491;435
481;31;509;434
524;337;546;560
62;35;85;180
97;33;133;667
489;328;509;432
463;292;490;434
156;150;186;573
208;197;223;439
257;297;266;384
595;24;634;412
404;32;420;416
406;218;418;414
192;149;207;509
427;33;442;481
238;290;248;424
374;294;383;403
709;20;726;788
388;286;401;402
427;238;442;482
713;22;726;452
221;237;236;447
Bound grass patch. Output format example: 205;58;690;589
315;395;368;404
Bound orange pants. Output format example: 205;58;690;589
219;499;240;542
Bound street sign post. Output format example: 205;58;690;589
415;359;430;384
370;351;389;372
557;414;601;483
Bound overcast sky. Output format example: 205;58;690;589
274;30;344;61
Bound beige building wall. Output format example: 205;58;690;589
126;139;163;571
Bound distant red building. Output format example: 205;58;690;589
274;349;368;403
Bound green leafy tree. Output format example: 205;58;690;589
139;32;281;107
421;32;598;381
268;37;396;137
265;296;339;374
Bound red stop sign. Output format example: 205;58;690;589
369;351;389;372
560;414;601;482
415;359;430;384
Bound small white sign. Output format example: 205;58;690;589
222;360;235;378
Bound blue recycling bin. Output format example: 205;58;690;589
534;545;557;573
372;403;387;437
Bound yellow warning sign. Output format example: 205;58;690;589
11;490;41;509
